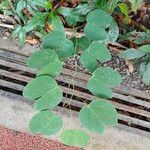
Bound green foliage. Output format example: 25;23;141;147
119;45;150;85
21;4;122;148
29;111;63;135
80;42;111;72
87;67;122;98
60;129;90;148
79;99;118;134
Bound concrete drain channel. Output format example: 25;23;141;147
0;47;150;149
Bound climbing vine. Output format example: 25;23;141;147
23;9;122;148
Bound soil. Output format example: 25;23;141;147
0;26;149;93
0;126;80;150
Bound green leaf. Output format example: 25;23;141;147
139;45;150;54
87;41;111;62
77;36;91;51
24;13;48;32
80;51;98;72
27;49;58;69
60;129;90;148
128;0;143;12
88;78;113;98
80;42;111;72
57;39;74;61
142;62;150;85
49;16;65;33
16;0;26;17
118;3;129;17
119;48;146;60
107;21;119;43
79;99;118;134
29;111;63;135
23;76;58;99
86;9;113;28
87;67;122;98
12;25;22;38
58;7;73;17
37;58;63;77
34;86;62;110
73;3;95;16
29;0;48;8
18;30;26;45
84;23;107;41
43;31;66;49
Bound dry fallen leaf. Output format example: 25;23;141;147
125;60;134;74
25;36;39;45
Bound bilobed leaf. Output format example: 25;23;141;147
77;36;91;51
142;62;150;85
79;99;118;134
27;49;58;69
92;67;122;87
29;111;63;135
86;9;113;28
84;23;107;41
87;67;122;98
60;129;90;148
119;48;146;60
23;76;58;99
43;31;66;49
87;41;111;62
80;42;111;72
37;58;63;77
34;86;62;110
80;51;98;72
88;78;113;98
139;45;150;53
57;39;74;61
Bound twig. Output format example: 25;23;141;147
0;23;14;29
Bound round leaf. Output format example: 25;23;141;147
57;39;74;61
79;99;118;134
88;78;113;98
43;31;66;49
27;49;58;69
37;59;63;77
34;86;63;110
84;23;107;41
29;111;63;135
23;76;57;99
80;51;98;72
92;67;122;87
60;129;90;148
87;9;113;28
87;41;111;62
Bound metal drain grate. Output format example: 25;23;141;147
0;48;150;136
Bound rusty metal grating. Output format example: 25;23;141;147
0;48;150;136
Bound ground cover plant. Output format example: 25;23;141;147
0;0;150;149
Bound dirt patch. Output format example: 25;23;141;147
0;126;80;150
